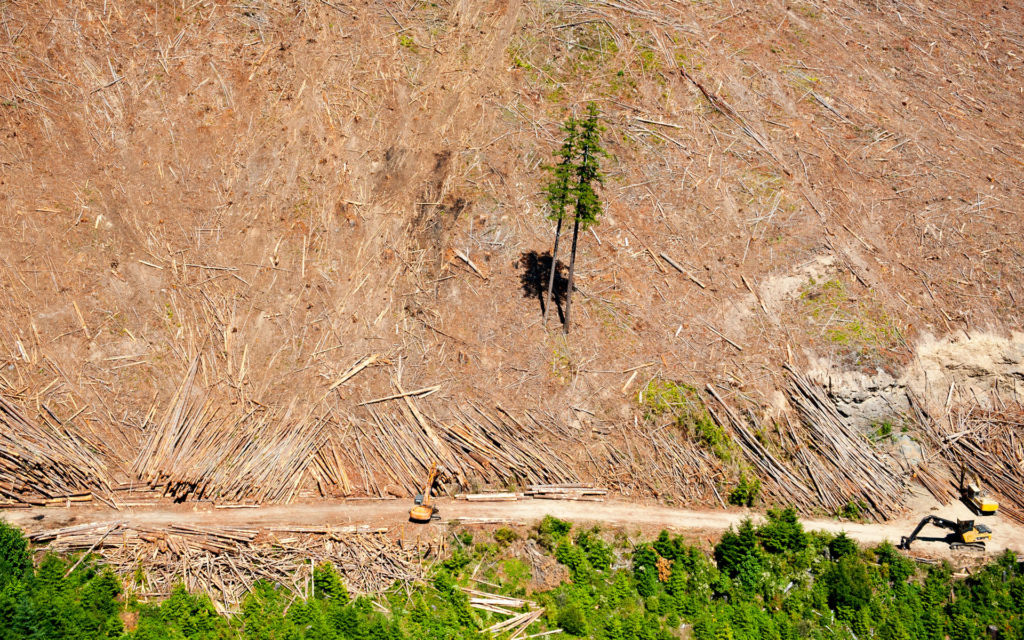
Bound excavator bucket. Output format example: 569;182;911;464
409;505;435;522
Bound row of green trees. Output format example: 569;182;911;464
1;515;1023;639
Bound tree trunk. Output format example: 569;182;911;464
562;217;581;334
543;216;564;326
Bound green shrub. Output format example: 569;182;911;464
727;473;761;508
493;527;519;546
837;500;868;521
558;604;587;636
640;379;734;462
642;379;697;418
535;515;572;550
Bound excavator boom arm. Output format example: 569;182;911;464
899;515;979;550
421;465;439;507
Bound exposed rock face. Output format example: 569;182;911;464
810;332;1024;431
820;366;910;428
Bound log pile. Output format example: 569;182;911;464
335;402;582;498
913;396;1024;525
705;367;908;521
526;484;607;500
132;359;327;503
780;366;908;520
909;463;957;505
28;520;421;611
463;586;555;638
115;353;722;506
454;484;607;502
0;393;112;507
705;385;817;512
580;419;726;505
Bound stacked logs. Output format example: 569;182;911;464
0;393;112;507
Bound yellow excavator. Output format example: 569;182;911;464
898;515;992;551
409;463;443;523
959;468;998;516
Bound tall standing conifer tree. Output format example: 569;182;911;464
543;117;579;326
562;103;606;334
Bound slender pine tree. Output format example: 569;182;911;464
562;103;606;334
543;117;579;326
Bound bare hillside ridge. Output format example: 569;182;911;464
1;0;1023;514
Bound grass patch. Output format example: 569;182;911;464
800;276;901;366
640;379;734;462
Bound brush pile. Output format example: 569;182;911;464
0;394;112;507
29;521;420;611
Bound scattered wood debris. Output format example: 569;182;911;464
463;585;558;638
29;521;421;612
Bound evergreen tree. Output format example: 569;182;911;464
632;544;660;597
826;532;857;559
0;521;31;590
543;117;580;326
756;507;806;555
562;102;607;334
714;520;763;590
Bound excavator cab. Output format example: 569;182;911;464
961;522;993;546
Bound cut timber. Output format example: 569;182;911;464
660;252;707;288
329;354;379;390
456;492;522;501
357;385;441;406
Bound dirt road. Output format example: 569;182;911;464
6;497;1023;557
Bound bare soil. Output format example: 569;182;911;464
8;494;1023;563
1;0;1023;523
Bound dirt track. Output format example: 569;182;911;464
6;498;1023;558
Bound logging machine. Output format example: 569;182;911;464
409;463;443;523
959;467;999;516
898;515;992;551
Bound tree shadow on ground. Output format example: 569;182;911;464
518;250;568;323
